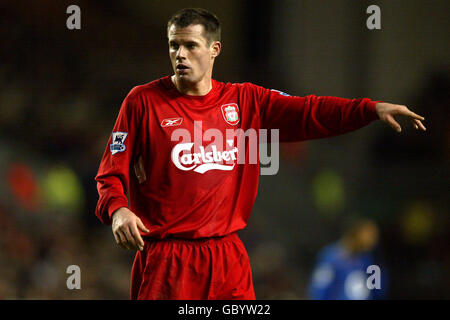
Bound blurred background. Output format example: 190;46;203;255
0;0;448;299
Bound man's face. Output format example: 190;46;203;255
355;223;379;252
168;24;220;85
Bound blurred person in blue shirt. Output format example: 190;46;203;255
308;219;388;300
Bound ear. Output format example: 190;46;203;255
210;41;221;59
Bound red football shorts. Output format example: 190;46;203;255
130;232;255;300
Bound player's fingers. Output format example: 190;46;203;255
130;223;145;250
122;226;139;251
113;232;121;245
401;107;424;121
119;227;134;250
386;114;402;133
415;119;427;131
119;230;133;250
137;218;150;233
115;230;128;249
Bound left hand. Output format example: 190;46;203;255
375;102;426;133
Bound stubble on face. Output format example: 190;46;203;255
168;25;211;81
168;24;218;95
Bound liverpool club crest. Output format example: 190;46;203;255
220;103;240;125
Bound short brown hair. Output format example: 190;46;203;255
167;8;221;44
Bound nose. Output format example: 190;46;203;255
176;45;187;59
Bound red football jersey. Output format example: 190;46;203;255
95;76;379;239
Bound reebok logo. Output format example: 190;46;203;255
161;117;183;127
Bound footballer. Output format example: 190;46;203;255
95;8;426;300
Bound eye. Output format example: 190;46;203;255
169;43;179;50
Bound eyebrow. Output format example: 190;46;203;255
168;40;200;45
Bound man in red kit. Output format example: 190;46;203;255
95;8;426;300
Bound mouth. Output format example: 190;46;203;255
176;64;190;71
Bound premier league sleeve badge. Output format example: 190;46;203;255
110;131;128;155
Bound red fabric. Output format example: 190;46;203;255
7;163;41;211
130;232;255;300
95;76;379;239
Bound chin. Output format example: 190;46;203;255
176;74;196;83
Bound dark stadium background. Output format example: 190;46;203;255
0;0;448;299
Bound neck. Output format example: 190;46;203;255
171;74;213;96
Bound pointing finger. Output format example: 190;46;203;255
387;114;402;133
403;108;424;121
415;119;427;131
